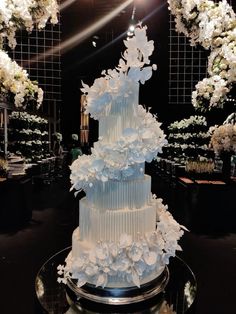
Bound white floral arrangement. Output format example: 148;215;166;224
9;111;47;125
165;115;214;165
53;132;62;142
168;0;236;49
57;197;186;288
169;132;210;140
168;0;236;111
0;0;58;49
210;123;236;154
208;48;236;83
0;49;43;108
167;143;209;150
191;75;230;111
71;133;78;141
70;25;167;192
9;111;49;161
168;115;207;131
0;1;59;109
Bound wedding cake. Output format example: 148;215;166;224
58;25;185;291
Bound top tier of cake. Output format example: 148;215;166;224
70;26;167;192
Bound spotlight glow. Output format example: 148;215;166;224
27;0;133;65
129;24;135;32
60;0;77;11
64;1;167;71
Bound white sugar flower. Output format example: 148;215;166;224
85;264;99;277
119;233;132;248
143;251;158;266
75;273;87;288
82;25;156;120
128;242;143;262
96;273;108;288
95;242;109;260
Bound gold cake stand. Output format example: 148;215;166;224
66;266;169;306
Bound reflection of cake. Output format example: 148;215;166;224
58;25;185;290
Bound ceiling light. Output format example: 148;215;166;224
129;24;135;32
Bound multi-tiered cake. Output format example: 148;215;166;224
58;25;185;291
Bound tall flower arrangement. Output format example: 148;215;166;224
168;0;236;112
9;111;49;162
166;115;214;168
0;0;59;109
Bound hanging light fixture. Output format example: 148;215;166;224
127;4;136;39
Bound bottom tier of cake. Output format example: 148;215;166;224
79;198;157;243
57;198;185;290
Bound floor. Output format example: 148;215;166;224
0;172;235;314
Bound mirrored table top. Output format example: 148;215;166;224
35;247;197;314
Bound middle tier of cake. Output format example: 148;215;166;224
79;197;157;243
86;174;151;210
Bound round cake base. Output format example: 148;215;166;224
66;266;169;306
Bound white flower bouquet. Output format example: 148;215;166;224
168;0;236;49
0;50;43;108
71;133;78;141
0;0;58;49
210;123;236;154
168;0;236;111
53;132;62;142
192;75;230;112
